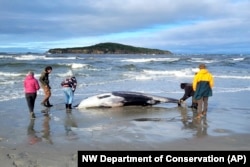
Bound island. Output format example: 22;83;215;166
47;42;172;55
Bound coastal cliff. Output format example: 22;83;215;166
48;42;172;55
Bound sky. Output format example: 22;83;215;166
0;0;249;54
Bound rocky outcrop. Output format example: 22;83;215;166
48;42;172;55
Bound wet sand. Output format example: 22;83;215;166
1;134;250;167
0;97;250;167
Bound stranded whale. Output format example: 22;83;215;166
76;91;180;109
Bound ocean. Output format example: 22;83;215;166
0;53;250;149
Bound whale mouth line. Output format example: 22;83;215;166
98;95;111;99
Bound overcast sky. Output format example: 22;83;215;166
0;0;249;54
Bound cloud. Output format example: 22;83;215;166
0;0;249;53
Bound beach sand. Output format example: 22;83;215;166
1;134;250;167
1;96;250;167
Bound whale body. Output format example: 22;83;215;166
76;91;179;109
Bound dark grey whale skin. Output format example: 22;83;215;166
76;91;179;108
111;91;179;106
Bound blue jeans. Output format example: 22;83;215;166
63;87;74;104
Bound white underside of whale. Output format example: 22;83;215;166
77;93;124;108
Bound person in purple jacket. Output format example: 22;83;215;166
24;71;40;119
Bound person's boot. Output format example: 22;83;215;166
193;103;198;110
65;104;69;109
189;103;197;110
30;112;36;119
68;104;72;109
47;101;53;107
41;101;48;107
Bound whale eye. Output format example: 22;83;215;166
98;95;111;99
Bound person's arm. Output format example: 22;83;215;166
61;79;66;87
209;73;214;88
35;79;40;91
180;87;191;101
39;72;47;86
192;76;198;91
71;77;77;92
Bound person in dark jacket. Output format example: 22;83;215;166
179;83;198;109
61;75;77;110
39;66;53;107
193;64;214;119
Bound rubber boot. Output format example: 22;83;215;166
41;101;48;107
68;104;72;109
189;103;198;110
192;103;198;110
47;101;53;107
65;104;69;109
30;112;36;119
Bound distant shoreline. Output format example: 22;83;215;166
47;42;172;55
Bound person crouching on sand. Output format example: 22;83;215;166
24;71;40;119
61;75;77;110
179;83;198;109
39;66;53;107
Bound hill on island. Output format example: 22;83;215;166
48;42;172;55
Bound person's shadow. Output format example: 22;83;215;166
27;119;42;145
41;109;53;144
64;112;79;140
193;113;208;137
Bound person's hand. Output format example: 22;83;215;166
178;99;184;106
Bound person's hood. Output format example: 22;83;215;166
25;75;34;80
199;69;209;74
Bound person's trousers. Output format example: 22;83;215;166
192;96;198;106
41;86;51;104
197;96;208;114
25;93;37;112
63;87;74;104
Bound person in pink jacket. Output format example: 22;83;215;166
24;71;40;119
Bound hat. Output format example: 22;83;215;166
199;64;206;69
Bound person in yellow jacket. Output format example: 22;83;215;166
192;64;214;119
